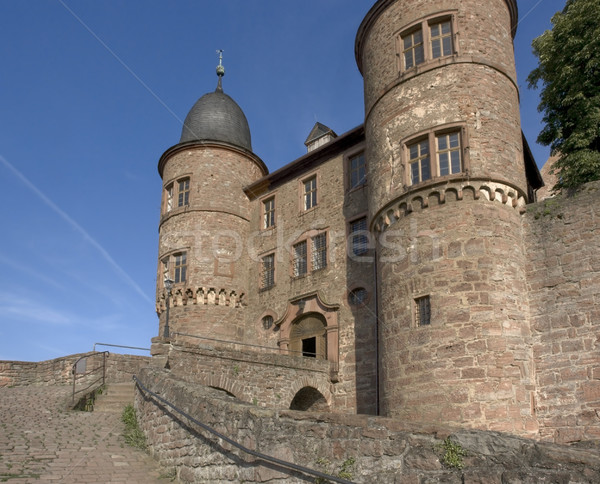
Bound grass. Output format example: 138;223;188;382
121;405;147;450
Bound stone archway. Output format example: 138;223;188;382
275;291;340;373
289;313;327;359
290;386;329;412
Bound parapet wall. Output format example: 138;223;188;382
0;352;151;388
525;181;600;443
151;336;335;410
135;368;600;483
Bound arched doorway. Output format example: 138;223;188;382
289;314;327;359
290;386;329;411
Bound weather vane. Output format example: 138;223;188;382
216;49;225;77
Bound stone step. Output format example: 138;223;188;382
94;382;135;413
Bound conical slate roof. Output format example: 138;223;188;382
179;81;252;151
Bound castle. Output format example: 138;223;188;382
151;0;600;444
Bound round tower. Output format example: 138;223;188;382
156;61;267;343
356;0;538;436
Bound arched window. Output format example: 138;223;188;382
289;314;327;359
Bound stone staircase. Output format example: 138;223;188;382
93;382;135;413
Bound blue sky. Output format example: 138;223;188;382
0;0;565;362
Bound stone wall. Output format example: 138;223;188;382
0;352;150;388
151;337;335;412
525;181;600;443
135;368;600;483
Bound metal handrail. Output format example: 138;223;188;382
93;342;150;352
171;332;326;359
71;351;109;405
133;375;354;484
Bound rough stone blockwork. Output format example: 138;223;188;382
525;181;600;443
136;368;600;483
0;352;150;388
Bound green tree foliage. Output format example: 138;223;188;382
528;0;600;192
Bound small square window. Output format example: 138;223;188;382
349;153;366;189
415;296;431;326
293;241;307;277
348;288;368;306
303;176;317;210
263;197;275;229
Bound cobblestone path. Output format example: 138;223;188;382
0;386;170;483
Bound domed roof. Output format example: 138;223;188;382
179;81;252;151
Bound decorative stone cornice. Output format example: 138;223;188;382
156;286;245;314
372;178;527;233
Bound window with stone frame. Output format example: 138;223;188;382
173;252;187;283
349;217;369;257
402;27;425;70
349;152;366;189
263;196;275;229
408;138;431;185
406;127;465;186
293;240;307;277
261;253;275;289
162;251;187;285
177;178;190;207
399;15;455;72
303;175;317;210
415;295;431;326
311;232;327;271
164;184;174;213
348;287;368;306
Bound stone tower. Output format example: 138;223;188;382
356;0;538;435
155;64;267;342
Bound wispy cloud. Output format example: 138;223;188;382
0;253;67;292
0;155;153;304
0;294;72;326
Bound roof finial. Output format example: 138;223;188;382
216;49;225;92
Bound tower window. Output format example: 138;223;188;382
430;20;453;59
311;232;327;271
349;152;366;189
165;184;173;212
261;253;275;289
402;27;425;69
293;241;307;277
408;139;431;185
178;178;190;207
161;251;187;285
263;197;275;229
405;126;466;186
415;295;431;326
437;132;462;176
398;15;456;73
349;217;369;257
303;176;317;210
173;252;187;283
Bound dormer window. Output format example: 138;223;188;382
304;122;337;152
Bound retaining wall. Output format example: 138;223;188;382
135;368;600;483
